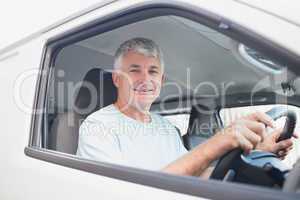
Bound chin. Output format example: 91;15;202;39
133;99;154;111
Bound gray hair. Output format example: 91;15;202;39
114;37;164;71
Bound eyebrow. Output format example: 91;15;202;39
149;65;159;70
129;64;141;68
129;64;160;70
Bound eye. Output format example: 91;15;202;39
149;70;158;74
129;69;140;73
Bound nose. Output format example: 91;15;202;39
140;69;151;81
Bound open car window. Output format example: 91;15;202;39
46;14;248;157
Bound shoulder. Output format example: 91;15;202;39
85;104;119;122
79;104;121;135
150;112;174;127
80;104;120;129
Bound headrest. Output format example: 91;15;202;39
74;68;117;117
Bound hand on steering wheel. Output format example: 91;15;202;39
220;111;275;154
256;128;295;159
210;107;297;181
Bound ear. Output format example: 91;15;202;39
112;71;119;88
161;74;166;85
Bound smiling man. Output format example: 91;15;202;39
76;37;294;176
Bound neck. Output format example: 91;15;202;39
114;100;151;123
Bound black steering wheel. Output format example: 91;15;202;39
210;106;297;182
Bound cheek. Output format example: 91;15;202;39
120;73;136;85
119;75;133;88
154;78;163;89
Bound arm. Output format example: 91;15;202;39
162;112;275;176
162;132;236;176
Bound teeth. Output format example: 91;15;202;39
134;88;153;92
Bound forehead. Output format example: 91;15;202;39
121;51;161;69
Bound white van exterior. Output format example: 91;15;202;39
1;1;300;199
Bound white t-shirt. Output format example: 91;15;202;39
76;104;187;170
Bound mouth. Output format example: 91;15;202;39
133;86;155;95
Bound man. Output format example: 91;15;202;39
77;37;295;177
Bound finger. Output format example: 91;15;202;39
279;151;288;157
278;150;285;156
274;139;293;152
276;150;288;160
271;128;284;140
281;146;293;155
293;132;299;139
238;135;254;155
248;112;275;128
241;120;266;138
286;146;293;151
279;156;286;160
237;126;262;147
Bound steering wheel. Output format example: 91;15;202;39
210;106;297;181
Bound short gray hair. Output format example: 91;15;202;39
114;37;164;71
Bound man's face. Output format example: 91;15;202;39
112;51;164;111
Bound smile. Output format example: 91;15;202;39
133;88;155;95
